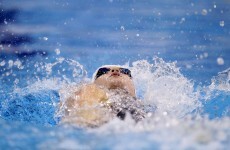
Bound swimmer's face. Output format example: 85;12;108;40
94;67;136;97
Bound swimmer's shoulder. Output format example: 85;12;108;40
76;83;108;104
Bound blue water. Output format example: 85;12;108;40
0;0;230;149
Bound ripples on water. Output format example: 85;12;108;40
0;0;230;149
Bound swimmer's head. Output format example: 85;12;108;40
93;65;136;97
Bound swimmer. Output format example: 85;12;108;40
59;65;146;127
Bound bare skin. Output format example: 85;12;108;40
60;66;136;127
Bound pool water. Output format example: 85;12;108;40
0;0;230;149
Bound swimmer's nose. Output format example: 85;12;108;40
111;69;120;73
110;68;121;76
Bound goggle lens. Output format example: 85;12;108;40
120;68;132;78
95;67;110;79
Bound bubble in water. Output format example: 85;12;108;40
214;4;217;8
219;21;224;27
217;57;224;65
201;9;208;15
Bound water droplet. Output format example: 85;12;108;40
0;60;5;66
217;57;224;65
219;21;224;27
120;26;125;31
147;112;152;117
214;4;217;8
204;52;208;58
55;48;61;55
199;54;204;59
43;37;48;41
180;17;185;24
201;9;208;15
163;111;168;116
8;60;14;68
186;64;192;69
14;78;19;84
14;60;22;69
136;33;140;37
4;19;7;24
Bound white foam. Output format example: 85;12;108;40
131;57;200;117
91;115;230;149
86;58;229;149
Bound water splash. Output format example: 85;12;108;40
43;57;87;84
0;57;87;126
57;57;205;129
210;68;230;92
91;116;230;150
84;58;229;149
1;57;229;149
131;57;201;118
200;68;230;119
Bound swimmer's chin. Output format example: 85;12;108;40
109;84;122;89
108;81;124;89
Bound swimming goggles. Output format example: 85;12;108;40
95;67;132;79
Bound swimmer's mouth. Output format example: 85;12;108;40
110;72;120;77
